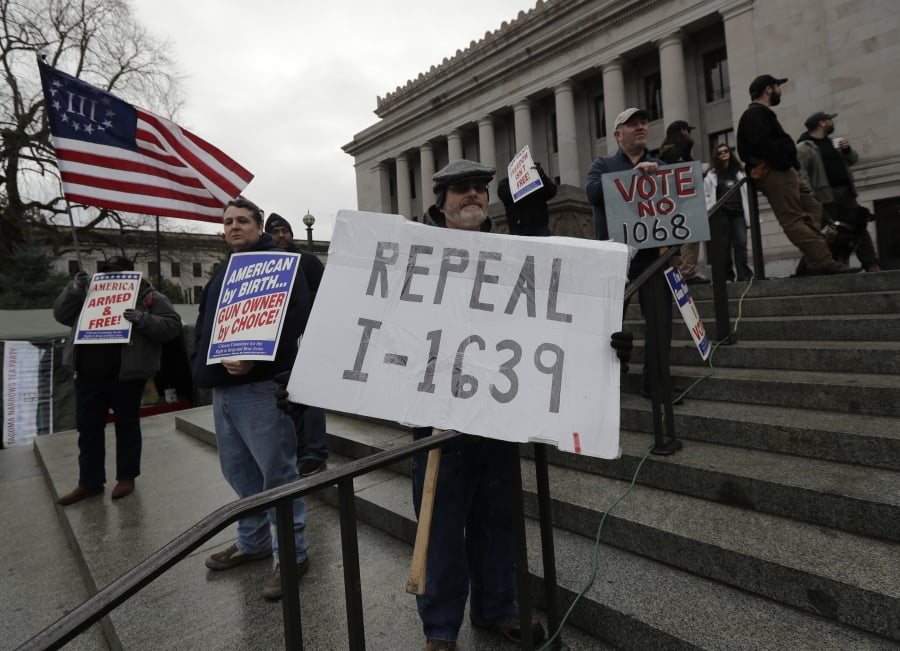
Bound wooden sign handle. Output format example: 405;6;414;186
405;428;442;595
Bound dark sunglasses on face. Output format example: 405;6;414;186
448;180;489;194
717;148;730;155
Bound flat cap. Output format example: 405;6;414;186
432;159;496;193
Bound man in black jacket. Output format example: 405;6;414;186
737;74;858;275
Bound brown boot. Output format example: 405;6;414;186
111;479;135;499
57;485;103;506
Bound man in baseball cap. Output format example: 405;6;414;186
748;74;788;101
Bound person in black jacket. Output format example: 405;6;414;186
736;74;858;275
194;198;312;601
497;162;557;236
264;212;330;476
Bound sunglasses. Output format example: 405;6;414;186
448;180;489;194
716;148;730;155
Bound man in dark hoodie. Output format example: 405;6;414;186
194;198;311;601
737;75;858;275
53;256;181;505
264;212;330;476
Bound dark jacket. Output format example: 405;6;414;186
279;240;325;304
796;132;859;203
737;102;799;172
584;148;676;279
191;233;311;388
497;166;557;236
54;278;181;381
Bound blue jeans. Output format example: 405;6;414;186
74;376;145;486
212;382;309;562
411;428;517;642
294;406;328;462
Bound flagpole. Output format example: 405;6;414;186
64;200;85;273
155;215;163;289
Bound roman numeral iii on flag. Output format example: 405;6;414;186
37;57;253;223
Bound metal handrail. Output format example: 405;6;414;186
18;429;465;651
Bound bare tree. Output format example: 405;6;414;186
0;0;184;272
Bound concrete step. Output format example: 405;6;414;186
627;288;900;321
0;445;109;651
627;312;900;342
657;339;900;375
619;393;900;472
622;364;900;418
682;270;900;299
301;431;899;647
26;413;601;650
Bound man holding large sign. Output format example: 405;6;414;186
585;107;688;406
192;197;312;601
288;160;632;649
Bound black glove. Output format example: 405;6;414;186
74;271;89;289
273;370;307;418
123;309;144;324
610;330;633;374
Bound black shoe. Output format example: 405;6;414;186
470;614;545;645
640;386;686;406
807;261;861;275
297;458;327;477
685;276;711;285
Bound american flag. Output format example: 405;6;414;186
38;59;253;223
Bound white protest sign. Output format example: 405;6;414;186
665;267;711;361
507;145;544;202
3;340;54;446
74;272;141;344
601;161;709;249
288;210;630;459
207;251;300;363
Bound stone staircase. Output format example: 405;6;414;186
7;270;899;650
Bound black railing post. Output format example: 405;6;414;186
707;212;735;344
338;477;366;651
534;444;563;649
747;179;767;280
508;443;534;651
647;270;681;455
276;500;303;651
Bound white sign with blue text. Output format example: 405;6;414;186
207;251;300;363
665;267;710;361
288;210;630;459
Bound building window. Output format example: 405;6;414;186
593;96;607;138
68;260;79;275
704;48;729;102
193;262;202;278
644;73;663;121
193;286;203;303
549;112;558;153
148;261;160;278
171;261;181;277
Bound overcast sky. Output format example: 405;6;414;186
130;0;537;241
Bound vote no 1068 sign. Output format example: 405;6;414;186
288;211;630;459
602;161;709;248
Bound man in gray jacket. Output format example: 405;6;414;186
796;112;880;271
53;256;181;504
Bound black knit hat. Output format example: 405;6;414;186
98;256;134;272
264;212;292;234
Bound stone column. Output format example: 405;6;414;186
395;153;412;219
658;30;690;126
477;116;498;194
447;129;464;161
377;162;392;213
419;143;435;215
721;1;757;131
513;100;533;152
554;80;580;185
602;58;626;152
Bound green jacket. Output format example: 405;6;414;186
796;136;859;204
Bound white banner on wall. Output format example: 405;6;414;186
3;340;54;447
288;210;630;459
